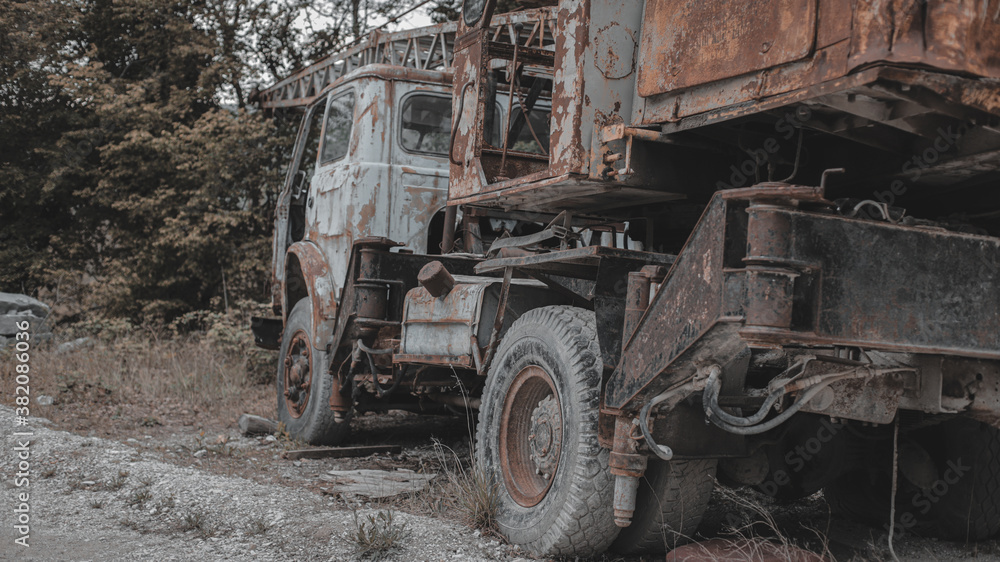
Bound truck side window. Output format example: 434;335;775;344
320;92;355;164
297;102;324;183
400;94;451;156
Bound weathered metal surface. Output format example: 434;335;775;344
476;245;675;368
637;0;1000;132
850;0;1000;79
449;1;658;210
740;210;1000;357
327;242;482;405
398;274;555;368
292;70;455;319
606;185;824;411
284;241;338;350
638;0;816;96
609;180;1000;411
799;375;906;424
400;279;490;360
608;415;646;527
416;260;456;297
499;365;560;507
475;245;674;275
282;330;313;418
622;265;667;354
260;9;556;109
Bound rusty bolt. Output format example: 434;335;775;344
418;261;456;298
284;356;292;367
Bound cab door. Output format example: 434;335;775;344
272;95;325;308
388;85;453;254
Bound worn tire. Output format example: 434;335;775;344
907;418;1000;540
612;458;717;554
823;468;891;527
477;306;619;557
825;418;1000;541
276;299;350;445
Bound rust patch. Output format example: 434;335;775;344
638;0;817;97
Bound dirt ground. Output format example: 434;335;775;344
4;395;1000;561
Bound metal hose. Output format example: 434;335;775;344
703;368;867;435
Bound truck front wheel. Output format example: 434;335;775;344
276;299;350;445
477;306;619;557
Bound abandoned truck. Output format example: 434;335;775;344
253;0;1000;557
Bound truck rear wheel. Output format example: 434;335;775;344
477;306;619;557
276;299;350;445
825;418;1000;541
612;458;717;554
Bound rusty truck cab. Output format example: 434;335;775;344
271;66;455;326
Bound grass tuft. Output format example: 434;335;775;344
246;514;271;536
127;488;153;508
433;441;500;536
351;509;411;560
179;510;216;538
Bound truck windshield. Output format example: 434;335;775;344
400;94;451;156
320;92;356;163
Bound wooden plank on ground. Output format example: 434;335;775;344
281;445;401;460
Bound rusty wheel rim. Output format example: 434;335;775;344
282;330;312;418
498;365;562;508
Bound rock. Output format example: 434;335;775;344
36;395;54;406
193;449;207;458
0;292;51;337
0;292;50;318
57;337;93;354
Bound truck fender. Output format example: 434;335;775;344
283;241;338;351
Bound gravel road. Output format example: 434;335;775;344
5;403;1000;562
0;406;519;562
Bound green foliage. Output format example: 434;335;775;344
1;0;463;324
1;0;300;322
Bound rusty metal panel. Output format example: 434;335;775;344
399;276;554;361
849;0;1000;79
400;280;489;358
741;211;1000;358
637;0;817;97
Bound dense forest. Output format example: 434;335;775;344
0;0;480;324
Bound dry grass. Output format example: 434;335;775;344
710;486;834;561
433;441;501;536
0;315;275;426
